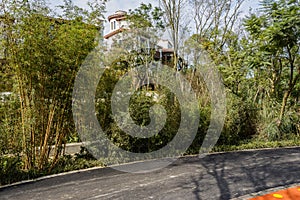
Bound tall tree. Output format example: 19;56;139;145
190;0;245;51
0;0;105;170
159;0;187;70
185;0;247;96
244;0;300;126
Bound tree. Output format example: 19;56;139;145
244;0;300;126
189;0;245;51
127;3;165;31
185;0;247;96
159;0;188;70
0;0;105;170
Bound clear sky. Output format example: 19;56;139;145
49;0;260;34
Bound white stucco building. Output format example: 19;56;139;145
103;10;129;49
103;10;173;53
102;10;192;71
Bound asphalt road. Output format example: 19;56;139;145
1;147;300;200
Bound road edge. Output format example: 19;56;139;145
1;145;299;190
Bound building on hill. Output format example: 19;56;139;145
104;10;129;48
103;10;187;69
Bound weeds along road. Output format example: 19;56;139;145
1;147;300;200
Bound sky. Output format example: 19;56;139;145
50;0;260;35
50;0;159;15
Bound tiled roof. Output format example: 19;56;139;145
108;12;126;21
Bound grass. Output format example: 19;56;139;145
0;148;104;186
213;137;300;152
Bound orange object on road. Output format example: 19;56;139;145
249;186;300;200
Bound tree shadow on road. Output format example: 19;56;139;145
172;148;300;200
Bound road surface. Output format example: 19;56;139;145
1;147;300;200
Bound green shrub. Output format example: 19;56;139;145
218;94;258;146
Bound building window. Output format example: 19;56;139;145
111;21;117;30
111;21;114;30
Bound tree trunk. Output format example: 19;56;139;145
279;90;290;126
279;73;300;126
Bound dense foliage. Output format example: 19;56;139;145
0;0;105;183
0;0;299;185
